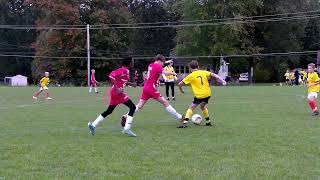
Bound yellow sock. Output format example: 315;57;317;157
202;109;209;119
185;109;193;120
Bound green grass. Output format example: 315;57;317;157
0;86;320;179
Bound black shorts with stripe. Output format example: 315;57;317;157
193;96;211;105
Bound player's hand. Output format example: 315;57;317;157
222;81;227;86
116;88;124;94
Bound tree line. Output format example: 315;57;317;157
1;0;320;84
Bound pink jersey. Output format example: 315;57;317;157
91;73;96;84
109;66;129;90
144;63;163;88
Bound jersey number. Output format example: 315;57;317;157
197;76;203;85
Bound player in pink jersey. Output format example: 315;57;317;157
122;54;183;125
89;69;98;94
88;57;137;137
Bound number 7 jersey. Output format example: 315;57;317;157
182;70;212;99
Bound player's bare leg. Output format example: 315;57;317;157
44;90;52;100
200;102;212;126
156;96;183;121
33;90;43;99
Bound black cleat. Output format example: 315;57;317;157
312;111;319;116
177;124;188;128
166;97;170;100
172;97;176;101
206;122;213;126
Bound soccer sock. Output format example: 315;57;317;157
124;115;133;130
35;91;41;97
308;99;318;112
202;109;210;122
45;91;50;98
89;87;92;93
185;109;193;121
92;115;104;127
165;105;182;120
94;87;98;93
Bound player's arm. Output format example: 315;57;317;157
210;73;227;85
178;81;187;93
162;70;176;76
109;74;123;94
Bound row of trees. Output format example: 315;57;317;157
1;0;320;84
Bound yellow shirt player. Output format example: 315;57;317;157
163;62;177;100
307;63;319;116
178;60;226;127
284;70;290;84
33;72;52;100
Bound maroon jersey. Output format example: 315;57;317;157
109;66;129;90
144;63;163;88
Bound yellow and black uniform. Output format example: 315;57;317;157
284;72;290;81
163;66;176;99
182;70;212;125
308;72;320;94
182;70;211;101
40;77;50;90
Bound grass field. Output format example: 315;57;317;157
0;86;320;179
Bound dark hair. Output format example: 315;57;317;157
122;57;132;66
155;54;166;62
189;60;199;69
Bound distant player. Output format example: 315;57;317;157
178;60;226;128
122;54;183;124
88;57;137;137
307;63;320;116
284;70;290;85
163;60;177;101
33;72;52;100
89;69;98;94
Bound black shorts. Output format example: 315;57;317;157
193;96;210;105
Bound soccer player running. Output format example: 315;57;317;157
89;69;98;94
178;60;226;128
88;57;137;137
33;72;52;100
123;54;183;124
307;63;320;116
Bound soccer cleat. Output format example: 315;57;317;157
166;97;170;100
206;122;213;126
45;97;52;100
177;120;189;128
88;122;96;135
172;97;176;101
121;115;127;127
312;111;319;116
122;129;137;137
32;96;38;100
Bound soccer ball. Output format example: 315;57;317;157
191;114;203;125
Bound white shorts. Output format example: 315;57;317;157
308;92;318;99
40;86;49;91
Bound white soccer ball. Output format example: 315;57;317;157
191;114;203;125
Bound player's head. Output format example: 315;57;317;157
122;57;133;68
155;54;166;66
308;63;316;73
45;72;49;77
91;69;95;73
189;60;199;71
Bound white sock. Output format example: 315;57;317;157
165;105;182;120
92;115;104;127
89;87;92;93
124;115;133;130
94;87;98;93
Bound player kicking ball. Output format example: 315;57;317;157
307;63;320;116
33;72;52;100
177;60;226;128
88;57;137;137
122;54;184;125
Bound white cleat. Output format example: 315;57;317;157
45;97;52;100
32;96;38;100
122;129;137;137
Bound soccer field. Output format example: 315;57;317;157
0;86;319;179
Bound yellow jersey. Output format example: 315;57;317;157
301;71;307;80
182;70;211;99
164;66;175;81
308;72;319;93
289;73;295;80
284;72;289;80
40;77;50;87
